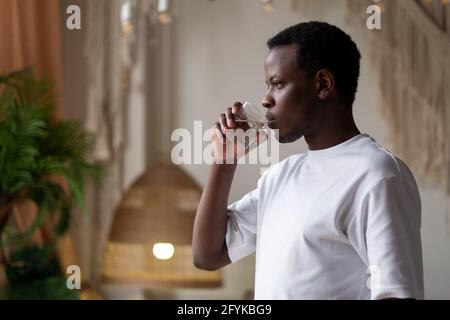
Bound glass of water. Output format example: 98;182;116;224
226;101;269;152
234;101;269;130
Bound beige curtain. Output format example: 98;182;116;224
0;0;64;118
79;0;155;288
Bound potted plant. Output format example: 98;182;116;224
0;69;103;299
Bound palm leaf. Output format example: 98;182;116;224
0;69;104;250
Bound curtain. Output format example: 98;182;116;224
77;0;152;288
0;0;65;286
0;0;64;118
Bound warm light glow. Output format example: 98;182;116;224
261;0;274;14
153;243;175;260
120;1;134;36
263;3;274;14
121;21;134;36
158;12;172;25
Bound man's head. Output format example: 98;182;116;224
263;21;361;143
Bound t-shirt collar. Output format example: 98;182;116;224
306;133;371;160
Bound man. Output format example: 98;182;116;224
192;21;424;300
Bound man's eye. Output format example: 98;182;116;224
273;83;282;89
266;82;282;90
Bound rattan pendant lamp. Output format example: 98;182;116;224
101;161;222;288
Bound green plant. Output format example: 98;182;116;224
0;69;103;297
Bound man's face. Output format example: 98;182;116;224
263;44;318;143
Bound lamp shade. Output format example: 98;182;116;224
101;161;222;288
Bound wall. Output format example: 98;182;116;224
170;0;450;299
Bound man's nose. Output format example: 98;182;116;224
261;91;274;109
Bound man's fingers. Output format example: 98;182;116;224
214;122;224;144
232;102;245;119
226;107;236;128
233;101;243;109
219;113;228;134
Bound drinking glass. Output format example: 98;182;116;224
234;102;269;130
225;101;269;152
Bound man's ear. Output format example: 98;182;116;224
314;69;335;100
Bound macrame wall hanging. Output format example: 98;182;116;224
81;0;153;284
347;0;450;194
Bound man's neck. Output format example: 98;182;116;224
304;108;361;151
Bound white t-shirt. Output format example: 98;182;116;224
226;133;424;300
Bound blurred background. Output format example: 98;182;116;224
0;0;449;299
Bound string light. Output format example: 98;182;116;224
120;0;134;37
128;0;449;28
158;0;172;25
260;0;274;14
372;0;385;13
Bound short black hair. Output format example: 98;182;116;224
267;21;361;106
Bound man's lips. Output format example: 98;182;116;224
266;114;276;128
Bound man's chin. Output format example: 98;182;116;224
277;130;304;144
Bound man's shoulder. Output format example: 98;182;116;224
355;142;416;184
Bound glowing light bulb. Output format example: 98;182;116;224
152;243;175;260
120;1;134;36
261;0;274;14
157;0;172;25
158;12;172;25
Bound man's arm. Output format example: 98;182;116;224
192;163;236;271
351;175;424;299
193;103;248;271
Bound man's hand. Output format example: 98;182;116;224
211;102;267;164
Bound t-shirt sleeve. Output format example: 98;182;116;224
225;187;259;263
356;176;424;300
